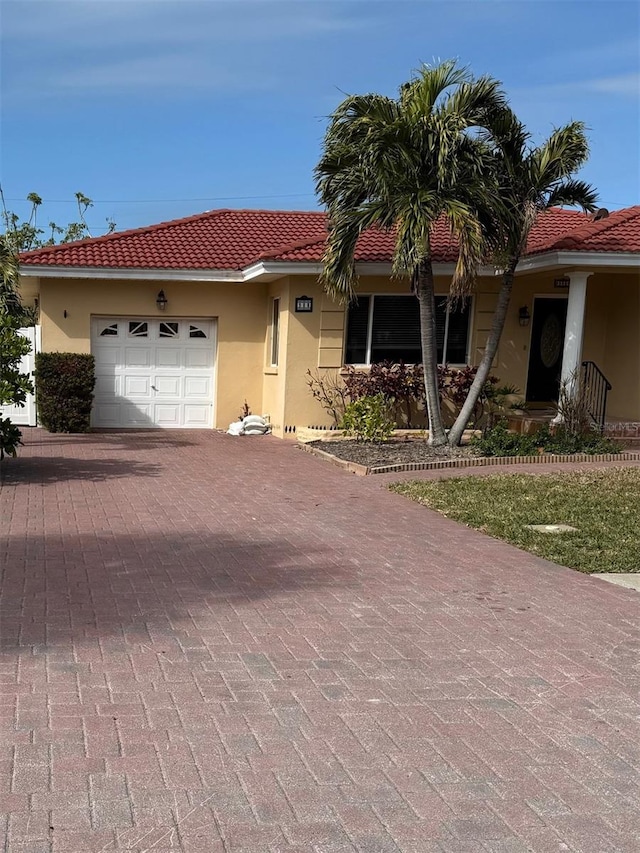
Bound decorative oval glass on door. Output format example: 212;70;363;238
540;314;563;368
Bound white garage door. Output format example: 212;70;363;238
91;317;216;428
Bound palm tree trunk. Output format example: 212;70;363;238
448;257;518;446
416;259;447;446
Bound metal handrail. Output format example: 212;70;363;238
581;361;612;431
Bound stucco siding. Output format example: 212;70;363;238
600;273;640;421
38;277;267;431
31;266;640;436
261;278;289;435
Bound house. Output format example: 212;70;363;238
17;205;640;437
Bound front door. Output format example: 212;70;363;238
526;298;567;403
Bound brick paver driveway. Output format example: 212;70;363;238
1;430;639;853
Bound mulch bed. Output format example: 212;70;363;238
307;438;474;468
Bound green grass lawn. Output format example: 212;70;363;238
391;467;640;573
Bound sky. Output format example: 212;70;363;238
1;0;639;237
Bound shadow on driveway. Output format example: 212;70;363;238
0;531;356;653
1;455;163;484
16;427;201;450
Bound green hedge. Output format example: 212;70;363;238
35;352;96;433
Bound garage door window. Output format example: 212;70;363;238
100;322;119;337
128;321;148;337
159;321;179;338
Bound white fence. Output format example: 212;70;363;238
0;326;40;426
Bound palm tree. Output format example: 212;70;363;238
315;61;507;446
0;237;23;318
447;115;598;446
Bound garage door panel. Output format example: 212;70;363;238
93;403;122;426
124;347;151;367
93;345;119;367
95;375;119;396
184;376;211;397
156;348;181;366
154;405;181;426
184;405;213;426
124;375;152;397
154;376;181;396
122;403;153;425
91;317;215;428
185;348;211;368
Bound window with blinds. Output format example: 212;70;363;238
344;294;471;365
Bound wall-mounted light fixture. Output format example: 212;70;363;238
156;290;168;311
518;306;531;327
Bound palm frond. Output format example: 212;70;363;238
445;75;510;131
401;60;471;116
530;121;590;190
444;201;485;299
321;202;394;303
0;238;19;289
545;179;598;212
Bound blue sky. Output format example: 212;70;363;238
1;0;639;236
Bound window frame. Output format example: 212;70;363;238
345;292;473;367
269;297;280;367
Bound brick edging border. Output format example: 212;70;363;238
297;441;640;477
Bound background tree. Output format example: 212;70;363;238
0;238;22;319
0;187;116;254
0;188;114;456
0;188;116;324
316;61;507;445
447;115;598;446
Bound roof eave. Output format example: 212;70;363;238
20;250;640;283
516;250;640;272
20;265;247;282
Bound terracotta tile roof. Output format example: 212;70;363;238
265;210;592;263
19;205;638;272
520;208;587;254
540;206;640;253
20;209;327;271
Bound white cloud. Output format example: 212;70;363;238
512;71;640;101
588;72;640;96
1;0;367;98
2;0;364;46
41;52;279;92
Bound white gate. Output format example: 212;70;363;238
0;326;40;426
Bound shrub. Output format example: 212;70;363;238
0;314;34;460
307;360;504;430
555;371;593;435
471;420;620;457
35;353;95;433
306;369;351;425
343;362;427;427
0;417;24;460
540;424;619;455
470;421;541;457
439;365;499;428
341;394;394;442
